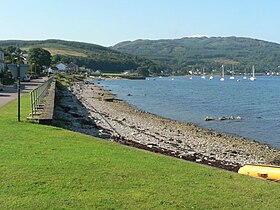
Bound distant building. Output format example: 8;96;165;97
0;51;4;74
67;62;79;73
56;63;67;71
89;70;102;76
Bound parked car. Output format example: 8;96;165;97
30;74;39;79
22;75;31;82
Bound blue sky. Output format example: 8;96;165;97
1;0;280;46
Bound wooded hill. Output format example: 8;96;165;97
0;39;163;73
2;37;280;75
112;36;280;74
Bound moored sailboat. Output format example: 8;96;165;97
188;70;193;80
220;65;225;81
230;64;235;80
201;68;206;79
243;68;247;79
249;65;256;81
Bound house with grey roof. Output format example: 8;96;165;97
67;62;80;73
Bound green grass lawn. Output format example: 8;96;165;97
1;94;280;209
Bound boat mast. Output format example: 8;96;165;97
250;65;256;81
220;65;225;81
243;68;247;79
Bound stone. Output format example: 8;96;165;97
98;132;111;139
81;117;96;126
205;116;215;121
219;116;227;121
147;143;158;148
68;111;83;118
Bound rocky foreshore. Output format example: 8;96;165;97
55;81;280;172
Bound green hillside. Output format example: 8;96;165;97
112;36;280;74
2;37;280;75
0;39;163;73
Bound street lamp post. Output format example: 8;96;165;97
7;52;28;122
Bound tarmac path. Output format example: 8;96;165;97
0;77;47;108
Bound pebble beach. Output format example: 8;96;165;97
54;80;280;172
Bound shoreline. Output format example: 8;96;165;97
61;81;280;172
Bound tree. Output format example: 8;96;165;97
28;48;51;71
12;51;26;65
51;54;62;64
136;67;149;77
149;65;162;75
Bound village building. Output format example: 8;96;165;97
56;63;67;71
67;62;80;73
55;62;81;73
89;70;102;76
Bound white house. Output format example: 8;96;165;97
56;63;67;71
0;51;4;74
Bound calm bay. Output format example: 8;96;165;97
99;76;280;149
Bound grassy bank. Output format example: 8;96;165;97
0;94;280;209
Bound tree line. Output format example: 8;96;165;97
0;43;165;84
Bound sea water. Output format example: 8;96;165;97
98;76;280;149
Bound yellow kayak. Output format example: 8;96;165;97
238;164;280;182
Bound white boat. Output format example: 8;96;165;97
230;65;235;79
209;76;214;80
201;68;206;79
220;65;225;81
249;65;256;81
243;68;247;79
188;71;193;80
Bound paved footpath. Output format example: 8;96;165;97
0;77;47;109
